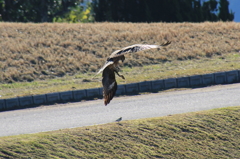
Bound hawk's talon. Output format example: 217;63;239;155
115;70;125;80
119;74;125;80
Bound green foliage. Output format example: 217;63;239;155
202;0;218;21
0;0;3;21
218;0;234;21
0;0;81;22
93;0;235;22
0;0;235;23
53;3;94;23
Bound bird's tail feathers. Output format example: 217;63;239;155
160;41;171;47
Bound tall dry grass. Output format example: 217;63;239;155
0;22;239;83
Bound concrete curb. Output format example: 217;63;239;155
0;70;240;111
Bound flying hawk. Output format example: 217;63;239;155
97;41;171;106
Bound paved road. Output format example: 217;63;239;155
1;83;240;137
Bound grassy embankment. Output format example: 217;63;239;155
0;22;240;98
0;106;239;158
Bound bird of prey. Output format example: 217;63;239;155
97;41;171;106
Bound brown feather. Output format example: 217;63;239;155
98;41;171;105
102;67;118;106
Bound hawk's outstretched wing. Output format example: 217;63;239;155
109;41;171;58
96;61;114;75
102;67;117;106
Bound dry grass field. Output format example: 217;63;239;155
0;106;239;158
0;22;240;98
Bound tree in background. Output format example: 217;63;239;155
192;0;203;22
201;0;218;21
0;0;235;23
0;0;85;22
53;2;94;23
218;0;234;21
93;0;234;22
0;0;4;21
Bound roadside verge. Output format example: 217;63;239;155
0;70;239;111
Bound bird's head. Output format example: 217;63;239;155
121;56;125;62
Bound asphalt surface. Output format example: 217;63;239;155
1;83;240;137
